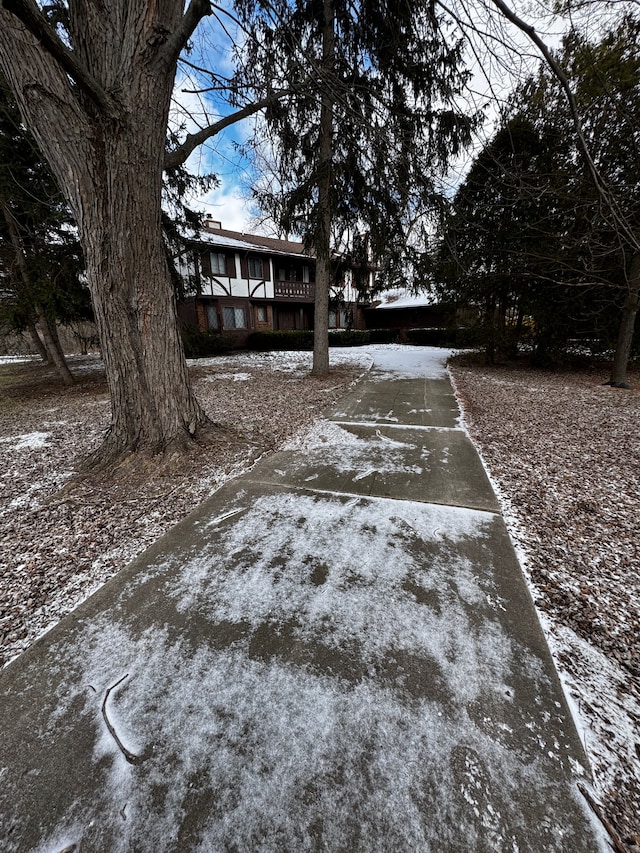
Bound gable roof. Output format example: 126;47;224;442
194;223;375;270
198;224;312;258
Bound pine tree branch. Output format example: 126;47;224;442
1;0;117;117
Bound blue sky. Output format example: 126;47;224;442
169;6;270;233
170;0;613;235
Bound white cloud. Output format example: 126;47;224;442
195;183;258;233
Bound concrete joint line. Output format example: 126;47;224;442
245;479;500;516
328;419;465;433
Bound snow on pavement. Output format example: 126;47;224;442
367;343;454;378
0;346;608;851
17;491;600;853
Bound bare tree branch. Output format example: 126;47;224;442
101;674;148;766
178;56;239;90
1;0;117;117
487;0;640;253
164;90;291;170
159;0;212;68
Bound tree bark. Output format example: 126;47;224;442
35;303;75;385
0;3;208;466
80;136;206;459
608;251;640;389
28;320;49;363
312;0;335;378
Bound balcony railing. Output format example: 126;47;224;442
274;281;315;300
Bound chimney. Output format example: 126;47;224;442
204;218;222;231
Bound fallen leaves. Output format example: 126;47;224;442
0;354;362;670
451;359;640;845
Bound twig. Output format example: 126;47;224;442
101;674;147;766
577;783;628;853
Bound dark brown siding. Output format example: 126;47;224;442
363;305;450;330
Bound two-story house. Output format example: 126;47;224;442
177;219;368;345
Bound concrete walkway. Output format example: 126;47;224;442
0;347;605;852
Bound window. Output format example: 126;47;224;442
223;306;247;329
206;305;219;330
248;256;263;278
210;252;226;275
329;308;352;329
288;267;297;281
302;265;310;283
278;268;286;281
256;305;267;323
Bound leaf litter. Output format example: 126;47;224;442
0;350;369;670
1;347;637;848
450;359;640;847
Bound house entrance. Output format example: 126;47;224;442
275;306;308;331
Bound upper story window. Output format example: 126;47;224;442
303;265;310;283
210;252;227;275
248;256;263;278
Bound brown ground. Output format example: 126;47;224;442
1;349;638;849
450;355;640;850
0;352;365;669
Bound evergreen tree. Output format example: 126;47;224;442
234;0;477;373
0;76;89;383
435;14;640;370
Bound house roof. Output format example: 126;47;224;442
198;225;312;259
371;289;436;309
194;223;375;271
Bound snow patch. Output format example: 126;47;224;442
0;431;50;451
206;372;252;382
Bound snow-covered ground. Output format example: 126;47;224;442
0;345;637;846
0;350;370;669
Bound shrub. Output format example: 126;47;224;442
181;327;235;358
403;327;478;348
248;330;314;351
404;328;448;346
368;328;401;344
328;329;371;347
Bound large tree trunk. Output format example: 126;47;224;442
311;0;335;378
607;251;640;389
0;3;208;467
78;128;206;461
